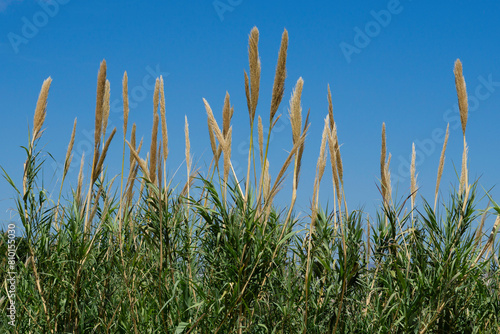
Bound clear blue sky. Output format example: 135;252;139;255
1;0;500;230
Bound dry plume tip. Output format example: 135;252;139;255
454;59;468;136
33;77;53;141
270;29;288;122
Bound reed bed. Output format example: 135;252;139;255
1;27;499;333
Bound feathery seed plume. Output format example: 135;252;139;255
327;84;335;130
153;78;160;115
289;77;303;145
222;92;232;136
122;72;129;136
270;29;288;122
327;86;342;183
248;26;261;123
33;77;52;141
203;99;224;146
102;80;110;139
160;76;168;161
92;60;107;179
454;59;468;136
94;60;107;151
207;115;218;161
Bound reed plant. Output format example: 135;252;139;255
1;27;499;333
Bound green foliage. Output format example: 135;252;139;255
2;138;499;333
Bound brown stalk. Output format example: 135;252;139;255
244;71;251;118
126;140;151;182
312;118;329;211
185;116;191;196
296;109;310;184
223;127;233;191
474;216;500;265
149;113;159;185
157;144;162;190
93;128;117;183
327;122;341;207
304;119;328;331
459;137;468;195
267;128;308;206
76;153;85;208
284;78;306;227
474;205;490;252
410;143;417;220
263;158;270;201
380;123;387;201
63;118;77;178
125;163;139;207
384;153;392;205
130;123;137;167
434;123;449;211
334;133;343;186
125;140;142;207
258;115;264;163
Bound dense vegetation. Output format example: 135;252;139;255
1;27;499;333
